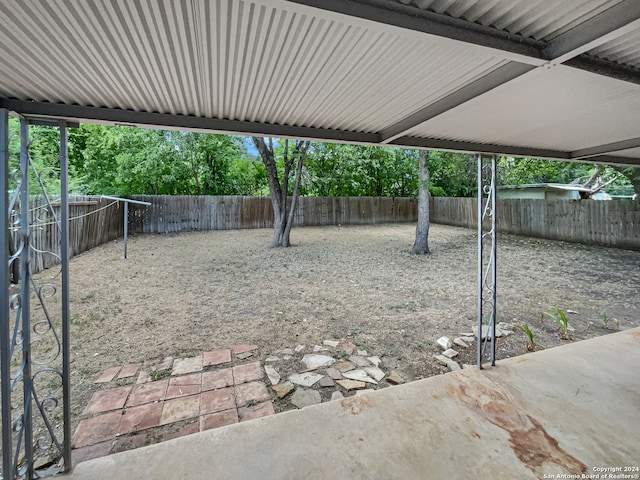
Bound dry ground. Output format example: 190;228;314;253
32;223;640;433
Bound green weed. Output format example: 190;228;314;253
542;306;571;339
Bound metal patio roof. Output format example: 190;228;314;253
0;0;639;166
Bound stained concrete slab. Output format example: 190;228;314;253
69;328;640;480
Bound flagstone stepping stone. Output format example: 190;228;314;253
289;372;323;387
301;354;335;370
363;366;385;382
265;356;280;362
453;338;469;348
349;356;370;367
340;342;356;355
291;389;321;409
342;369;377;385
336;379;366;390
386;370;405;385
281;348;294;355
232;344;258;355
330;391;344;401
117;363;141;379
272;381;295;399
447;361;461;372
312;345;328;352
264;365;280;385
356;350;368;356
95;366;121;383
326;367;342;380
294;345;305;353
437;336;452;350
236;352;253;360
366;356;381;367
335;361;355;372
323;340;339;348
319;376;334;388
434;355;450;366
442;348;458;358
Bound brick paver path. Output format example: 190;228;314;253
73;345;273;465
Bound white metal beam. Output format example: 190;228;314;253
571;137;640;159
542;0;640;64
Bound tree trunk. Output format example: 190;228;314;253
412;149;430;255
252;137;308;247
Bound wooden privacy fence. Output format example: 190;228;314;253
15;195;640;275
11;196;124;275
128;195;418;233
430;197;640;250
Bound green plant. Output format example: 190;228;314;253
520;323;537;352
348;326;362;336
542;306;570;339
414;341;425;351
600;310;619;330
150;369;171;381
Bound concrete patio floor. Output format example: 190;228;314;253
66;328;640;480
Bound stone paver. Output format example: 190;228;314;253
127;379;169;407
289;372;323;387
326;367;342;380
386;370;405;385
272;381;294;399
118;402;163;435
231;344;258;355
172;356;203;376
323;340;339;348
232;361;263;384
349;356;370;367
341;369;377;385
340;342;356;355
264;365;280;385
83;386;132;415
202;368;234;391
363;366;385;382
442;348;458;358
201;387;236;415
160;395;200;425
73;411;122;448
203;349;232;367
336;379;366;390
330;391;344;401
200;409;239;431
117;363;141;379
319;376;334;387
366;356;381;367
335;361;355;372
291;389;321;409
235;381;270;407
238;401;275;422
301;354;335;370
236;351;253;360
94;366;122;384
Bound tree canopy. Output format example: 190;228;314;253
7;119;637;198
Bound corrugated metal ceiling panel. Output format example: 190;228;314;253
588;27;640;69
611;147;640;158
0;0;506;134
405;65;640;153
395;0;622;41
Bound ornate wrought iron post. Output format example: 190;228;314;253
477;154;497;368
0;116;72;479
1;108;12;480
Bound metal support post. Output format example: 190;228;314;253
477;154;497;369
19;117;33;478
1;108;12;480
59;121;72;472
124;202;128;259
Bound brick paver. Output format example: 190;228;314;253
235;381;270;407
200;409;239;431
238;401;275;422
203;349;232;366
74;345;270;461
83;386;131;414
232;362;263;384
160;395;200;425
94;366;122;383
201;387;236;415
73;411;122;448
127;379;169;407
118;402;163;435
202;368;233;391
117;363;141;379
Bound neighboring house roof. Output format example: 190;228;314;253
497;183;593;193
0;0;639;167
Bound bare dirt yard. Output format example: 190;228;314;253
37;223;639;433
